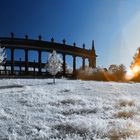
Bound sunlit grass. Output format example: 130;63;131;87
115;111;135;118
119;100;135;107
108;122;140;140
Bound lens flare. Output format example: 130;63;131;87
125;69;134;80
132;65;140;73
125;65;140;80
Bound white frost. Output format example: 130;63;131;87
0;79;139;139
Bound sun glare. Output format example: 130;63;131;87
126;69;134;80
132;65;140;74
125;65;140;80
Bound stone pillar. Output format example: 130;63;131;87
94;58;96;68
25;49;28;74
34;60;35;75
82;57;85;70
11;48;14;75
38;50;41;74
89;57;96;68
19;58;21;75
73;56;76;74
63;54;66;76
89;58;92;67
4;63;6;75
34;60;35;76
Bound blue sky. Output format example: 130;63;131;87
1;0;140;69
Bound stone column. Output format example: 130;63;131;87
25;49;28;74
63;54;66;76
19;58;21;75
89;58;91;67
73;56;76;74
82;57;85;70
38;50;42;74
89;57;95;68
94;57;96;68
11;48;14;75
33;60;35;75
4;63;6;75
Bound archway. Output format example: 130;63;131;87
14;49;25;61
66;55;73;74
28;50;38;62
76;57;82;69
6;48;11;61
41;51;49;72
85;58;89;67
5;48;11;72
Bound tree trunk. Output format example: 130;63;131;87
53;75;55;84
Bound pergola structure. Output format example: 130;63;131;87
0;33;97;77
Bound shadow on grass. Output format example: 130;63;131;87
0;85;23;89
49;99;85;106
52;124;90;138
62;108;98;116
47;82;55;85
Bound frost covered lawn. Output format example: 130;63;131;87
0;79;140;139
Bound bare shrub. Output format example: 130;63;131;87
115;111;135;118
108;123;140;140
77;68;109;81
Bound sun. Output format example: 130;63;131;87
132;65;140;74
125;69;134;80
125;65;140;80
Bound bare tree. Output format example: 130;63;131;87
46;50;63;84
0;45;6;71
108;64;126;81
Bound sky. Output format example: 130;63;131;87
1;0;140;69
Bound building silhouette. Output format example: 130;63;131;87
0;33;97;77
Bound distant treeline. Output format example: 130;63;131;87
76;64;127;82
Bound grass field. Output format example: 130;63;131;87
0;79;140;140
